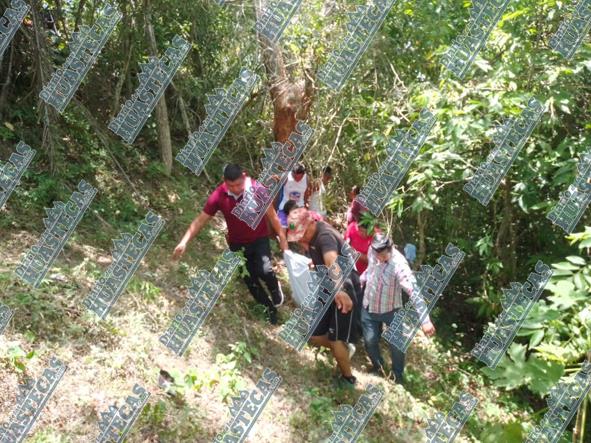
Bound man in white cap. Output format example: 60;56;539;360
286;207;359;386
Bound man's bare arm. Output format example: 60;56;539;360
172;211;212;259
266;205;288;251
322;250;353;314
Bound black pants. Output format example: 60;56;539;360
229;236;280;312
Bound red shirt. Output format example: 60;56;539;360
203;177;270;244
344;221;374;274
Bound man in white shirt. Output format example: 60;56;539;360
277;163;310;227
308;166;332;217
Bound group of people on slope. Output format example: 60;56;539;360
172;163;436;387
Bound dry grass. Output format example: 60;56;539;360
0;224;524;442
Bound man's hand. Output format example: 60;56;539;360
334;291;353;314
421;320;436;337
172;242;187;260
277;231;288;252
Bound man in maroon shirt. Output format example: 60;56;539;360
172;164;288;324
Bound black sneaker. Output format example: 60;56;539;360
268;309;278;325
272;281;285;307
343;375;357;385
335;374;357;389
158;369;177;398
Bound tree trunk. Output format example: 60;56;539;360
254;0;314;143
73;0;87;31
494;181;517;285
416;210;428;268
144;0;173;176
31;0;58;174
53;0;70;41
0;44;14;116
111;8;134;120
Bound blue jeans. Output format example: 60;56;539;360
361;306;405;383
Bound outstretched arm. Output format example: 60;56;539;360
395;256;435;335
172;211;212;259
265;205;288;251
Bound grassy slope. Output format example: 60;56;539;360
0;176;533;443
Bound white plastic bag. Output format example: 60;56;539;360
283;250;312;307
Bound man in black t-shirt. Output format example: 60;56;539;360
286;208;359;386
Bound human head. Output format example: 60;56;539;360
286;207;316;243
283;199;299;216
292;163;306;182
371;233;393;263
322;166;333;185
223;163;245;195
349;185;361;202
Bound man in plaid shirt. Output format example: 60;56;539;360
360;233;436;384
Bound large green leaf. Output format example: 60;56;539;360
482;344;564;394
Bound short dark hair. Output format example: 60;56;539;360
283;200;298;215
223;164;243;181
323;166;333;176
293;163;306;174
352;185;361;195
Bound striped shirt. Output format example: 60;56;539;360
360;247;431;324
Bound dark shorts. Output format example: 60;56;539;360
311;278;358;343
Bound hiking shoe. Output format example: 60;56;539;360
347;343;356;360
268;309;278;325
337;374;357;388
272;281;285;307
158;369;177;398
